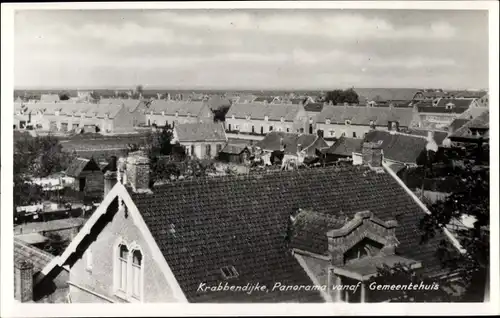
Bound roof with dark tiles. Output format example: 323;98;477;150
304;102;324;113
65;157;101;177
360;130;428;164
450;111;489;140
256;132;327;156
130;165;447;301
324;136;364;156
174;122;227;142
316;105;414;127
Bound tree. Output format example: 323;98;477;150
133;85;144;99
325;89;359;105
14;134;75;207
59;92;71;101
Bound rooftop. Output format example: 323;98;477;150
174;122;227;142
316;105;414;127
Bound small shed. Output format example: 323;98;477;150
65;157;104;193
218;143;251;164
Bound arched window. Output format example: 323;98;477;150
118;244;128;292
132;250;143;299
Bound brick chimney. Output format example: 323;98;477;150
126;152;151;192
14;261;33;302
362;142;383;168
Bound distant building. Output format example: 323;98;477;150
315;105;415;140
15;218;87;242
40;94;60;103
225;102;308;138
173;122;227;159
414;98;482;130
65;158;104;193
99;98;150;126
321;136;363;163
218;143;251;164
146;100;213;127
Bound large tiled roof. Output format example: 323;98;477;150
174;122;227;142
131;165;446;302
226;103;302;122
361;130;428;164
149;100;208;117
436;98;476;108
324;136;363;156
256;132;325;155
99;98;148;112
316;105;414;127
23;102;124;119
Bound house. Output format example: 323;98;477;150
14;237;69;303
99;98;151;126
354;88;418;106
41;149;459;303
449;111;489;144
218;143;251;164
65;158;104;193
321;136;363;163
255;131;329;165
414;98;481;130
20;102;137;133
146;100;213;127
315;105;415;140
173;122;227;159
40;94;60;103
225;102;308;138
352;130;435;168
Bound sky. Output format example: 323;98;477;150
14;9;489;90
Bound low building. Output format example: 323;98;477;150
19;102;137;134
99;98;151;126
218;143;251;164
14;237;69;303
414;98;481;130
42;150;460;303
146;100;213;127
65;158;104;193
315;105;415;140
225;102;308;138
321;136;363;163
449;111;489;145
173;122;227;159
255;131;329;164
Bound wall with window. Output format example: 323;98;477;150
315;122;407;139
68;199;177;303
180;141;226;159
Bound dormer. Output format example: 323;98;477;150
175;111;179;117
264;115;269;121
161;111;165;116
280;116;285;123
187;112;191;118
245;114;251;120
369;120;376;129
55;110;61;116
344;119;351;125
105;113;110;119
325;119;331;125
445;102;455;110
231;114;235;120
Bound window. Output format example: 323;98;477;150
118;245;128;292
234;125;239;130
345;120;351;125
252;125;255;133
278;127;283;132
132;250;143;299
269;126;273;132
216;144;222;154
206;144;212;157
286;128;290;132
352;132;357;138
220;266;239;279
329;130;335;137
86;246;93;271
191;145;195;157
228;124;232;131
